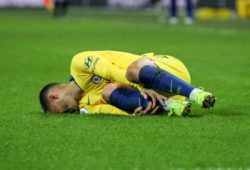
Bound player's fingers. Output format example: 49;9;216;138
162;96;168;101
150;94;157;108
143;102;152;114
156;95;165;106
138;112;146;116
140;91;148;99
135;110;145;116
151;106;159;114
134;106;143;114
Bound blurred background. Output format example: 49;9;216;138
0;0;250;21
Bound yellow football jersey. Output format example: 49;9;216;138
70;51;143;115
70;50;191;115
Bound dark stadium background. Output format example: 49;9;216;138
58;0;236;8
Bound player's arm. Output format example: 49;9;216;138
82;104;133;116
72;53;141;89
82;104;157;116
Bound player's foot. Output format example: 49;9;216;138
169;17;178;25
193;91;216;108
164;100;192;117
184;17;193;25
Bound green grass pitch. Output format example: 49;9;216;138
0;8;250;169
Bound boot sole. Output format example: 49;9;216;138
182;103;192;116
202;95;216;108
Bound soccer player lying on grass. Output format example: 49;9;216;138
39;51;216;116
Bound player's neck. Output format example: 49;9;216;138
66;81;83;101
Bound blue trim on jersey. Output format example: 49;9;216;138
69;75;75;82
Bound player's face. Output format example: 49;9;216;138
48;86;79;113
61;95;79;113
49;96;79;113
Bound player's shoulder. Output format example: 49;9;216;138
72;51;93;60
71;51;95;66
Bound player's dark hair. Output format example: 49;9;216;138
39;83;59;113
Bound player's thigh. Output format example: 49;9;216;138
102;83;131;102
102;83;119;102
126;57;156;82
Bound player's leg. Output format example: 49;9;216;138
184;0;193;25
102;83;162;113
186;0;193;18
126;57;216;108
169;0;178;24
102;83;191;116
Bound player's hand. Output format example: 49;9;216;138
134;102;159;116
140;88;167;109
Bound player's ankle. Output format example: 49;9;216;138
163;99;174;111
189;88;203;101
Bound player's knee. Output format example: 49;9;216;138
126;61;140;82
182;70;191;84
126;58;156;82
102;83;120;102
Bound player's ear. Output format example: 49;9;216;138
49;94;59;100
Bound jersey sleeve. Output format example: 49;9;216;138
71;52;142;90
83;104;133;116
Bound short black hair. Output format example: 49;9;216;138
39;83;59;112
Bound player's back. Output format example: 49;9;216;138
77;50;141;69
